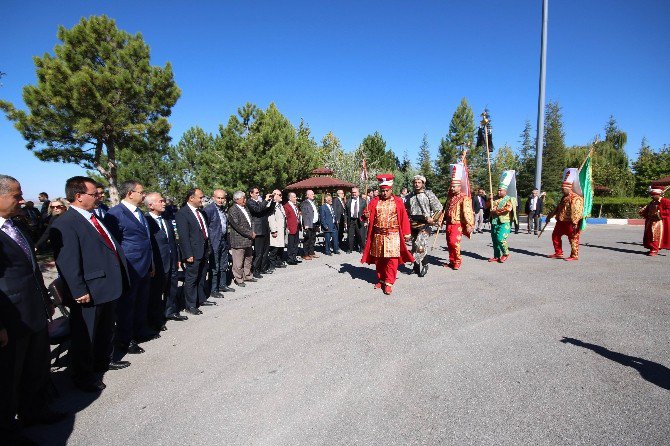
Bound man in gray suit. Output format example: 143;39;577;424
227;191;256;287
300;189;319;260
204;189;234;297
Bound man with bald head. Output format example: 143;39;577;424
204;189;234;297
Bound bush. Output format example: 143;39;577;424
591;196;649;218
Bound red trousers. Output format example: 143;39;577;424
552;221;580;258
445;223;463;267
374;257;399;285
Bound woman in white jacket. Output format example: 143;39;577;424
267;189;287;268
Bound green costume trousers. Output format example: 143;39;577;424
491;222;511;258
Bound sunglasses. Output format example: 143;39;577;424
50;205;66;210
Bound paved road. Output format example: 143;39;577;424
27;225;669;445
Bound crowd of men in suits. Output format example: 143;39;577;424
0;172;384;445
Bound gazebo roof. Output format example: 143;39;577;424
651;176;670;188
284;175;356;191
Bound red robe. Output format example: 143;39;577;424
361;195;414;265
640;197;670;251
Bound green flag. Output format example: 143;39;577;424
579;153;593;231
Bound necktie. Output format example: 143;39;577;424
90;214;118;256
353;199;358;218
195;209;207;239
1;219;32;259
136;208;150;236
157;216;169;239
95;207;105;219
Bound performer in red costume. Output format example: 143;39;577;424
361;174;414;295
639;186;670;256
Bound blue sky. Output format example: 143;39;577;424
1;0;669;200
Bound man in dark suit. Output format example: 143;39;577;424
300;189;319;260
283;192;302;265
1;175;65;442
175;188;211;315
93;183;109;219
472;189;487;234
333;189;347;246
105;180;154;359
320;194;340;255
247;186;276;278
228;191;256;286
346;187;367;253
38;192;50;221
204;189;234;297
145;192;186;329
51;176;130;393
525;189;544;235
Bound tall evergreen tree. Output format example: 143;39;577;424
517;120;536;196
436;98;476;193
541;101;567;192
359;131;397;171
417;134;437;190
632;139;670;195
491;144;520;188
0;15;180;204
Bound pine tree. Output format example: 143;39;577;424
517;120;536;196
541;101;567;192
416;134;437;191
0;15;180;204
436;98;476;193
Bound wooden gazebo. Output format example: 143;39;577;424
651;176;670;188
285;168;356;202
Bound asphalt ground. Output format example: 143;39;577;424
25;225;670;445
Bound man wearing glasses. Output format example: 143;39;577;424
93;183;109;219
105;180;155;361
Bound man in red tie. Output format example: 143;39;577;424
50;176;130;392
175;188;212;314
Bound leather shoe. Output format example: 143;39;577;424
253;273;263;279
75;379;106;393
108;360;131;370
235;281;246;287
287;261;298;265
167;313;188;321
246;278;258;282
311;254;320;258
263;269;274;274
185;307;203;315
274;263;287;268
220;286;235;292
200;300;217;306
127;341;145;354
302;255;313;260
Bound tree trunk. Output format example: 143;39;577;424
93;139;120;205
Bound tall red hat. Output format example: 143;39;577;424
376;173;394;189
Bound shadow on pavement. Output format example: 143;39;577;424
338;263;377;284
23;369;101;446
617;241;643;246
508;247;547;257
560;337;670;390
460;250;488;261
583;243;648;255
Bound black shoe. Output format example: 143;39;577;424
127;341;145;354
200;300;217;306
167;313;188;321
263;269;274;274
20;408;68;427
108;360;131;370
220;285;235;292
211;292;225;298
334;251;341;254
235;281;246;287
287;260;298;265
253;273;263;279
419;263;429;277
246;277;258;283
74;378;106;393
185;307;203;315
274;263;287;268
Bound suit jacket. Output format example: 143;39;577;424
300;200;318;229
0;220;48;337
283;202;300;235
320;204;337;232
267;203;286;248
50;208;129;306
472;194;487;213
146;213;178;276
247;199;275;235
227;204;254;249
203;202;228;252
332;197;346;222
105;203;153;278
345;197;367;221
525;196;544;214
175;205;210;261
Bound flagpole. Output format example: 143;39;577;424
481;112;493;197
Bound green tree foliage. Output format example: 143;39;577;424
164;127;215;203
516;120;537;196
0;15;180;204
359;131;398;172
541;101;567;192
437;98;476;193
416;134;438;191
491;144;520;189
632;139;670;195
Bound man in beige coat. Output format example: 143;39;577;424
268;189;287;268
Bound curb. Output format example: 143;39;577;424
536;217;645;226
